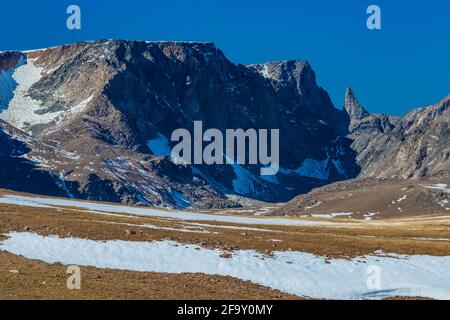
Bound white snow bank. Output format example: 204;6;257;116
2;232;450;300
309;212;354;219
0;194;332;227
0;197;53;208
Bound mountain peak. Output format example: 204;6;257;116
344;87;369;121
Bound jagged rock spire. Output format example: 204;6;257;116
344;87;369;121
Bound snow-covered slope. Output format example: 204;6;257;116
0;58;48;131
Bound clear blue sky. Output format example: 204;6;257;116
1;0;449;116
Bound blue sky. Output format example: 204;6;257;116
1;0;449;116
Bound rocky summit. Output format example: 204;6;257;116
0;40;448;209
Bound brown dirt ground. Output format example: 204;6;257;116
0;251;298;300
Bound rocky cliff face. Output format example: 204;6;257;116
0;40;360;208
249;61;349;135
0;119;70;197
345;89;450;179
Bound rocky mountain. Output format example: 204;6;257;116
277;89;450;216
0;40;359;208
346;90;450;179
2;40;447;210
249;61;349;135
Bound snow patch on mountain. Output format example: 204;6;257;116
309;212;354;219
259;65;274;80
332;159;347;176
171;191;191;209
0;59;52;131
147;132;172;156
68;95;93;117
45;95;95;134
280;158;330;180
426;184;450;193
232;164;255;195
0;56;90;134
